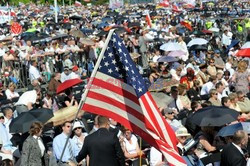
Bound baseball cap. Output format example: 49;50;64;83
214;50;220;54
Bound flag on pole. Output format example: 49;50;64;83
81;31;186;166
145;12;152;28
74;1;82;7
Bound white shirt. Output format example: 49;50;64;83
123;134;138;154
15;90;37;106
5;89;19;99
33;135;45;156
61;72;74;83
150;147;164;166
29;65;41;82
201;82;214;95
152;55;161;63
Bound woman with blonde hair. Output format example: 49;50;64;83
177;84;191;110
231;60;250;95
5;82;19;100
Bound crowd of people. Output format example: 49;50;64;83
0;0;250;165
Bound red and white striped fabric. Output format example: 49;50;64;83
82;32;186;166
145;12;152;28
74;1;82;7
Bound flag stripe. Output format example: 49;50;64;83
83;102;186;165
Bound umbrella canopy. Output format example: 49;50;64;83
160;42;182;52
187;38;208;47
168;50;186;59
192;30;205;36
157;56;178;63
241;42;250;49
189;45;207;51
217;122;250;137
208;27;220;32
191;106;239;126
149;79;179;92
52;34;69;40
57;78;83;94
236;48;250;57
9;108;53;133
70;30;85;38
47;106;84;126
227;39;240;51
80;38;95;46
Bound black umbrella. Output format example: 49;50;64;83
191;106;239;126
52;34;69;40
189;45;207;51
69;15;83;20
9;108;53;133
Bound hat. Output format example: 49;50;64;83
163;107;174;114
183;138;199;153
0;112;4;117
73;121;84;130
72;65;79;72
199;63;207;69
175;126;191;137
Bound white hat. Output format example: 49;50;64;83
72;121;84;130
175;126;191;137
0;112;4;117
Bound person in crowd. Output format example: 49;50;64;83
89;115;99;134
207;58;217;77
213;50;225;70
20;122;47;166
200;75;217;96
215;82;225;101
42;91;53;109
177;83;191;111
196;127;217;158
48;72;61;94
2;108;13;138
208;89;222;106
15;86;41;114
76;116;125;166
72;121;88;165
121;126;145;166
163;107;182;130
196;64;209;86
27;79;40;91
61;66;73;83
180;68;197;90
62;88;78;107
29;60;43;83
5;83;19;100
236;91;250;113
187;80;202;102
228;93;242;112
185;101;202;136
231;60;250;95
53;121;78;163
221;97;232;107
183;138;204;166
221;130;248;166
175;126;191;155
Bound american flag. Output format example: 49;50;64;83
82;32;186;166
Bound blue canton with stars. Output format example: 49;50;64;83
98;33;148;97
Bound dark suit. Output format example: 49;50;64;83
221;143;247;166
76;128;125;166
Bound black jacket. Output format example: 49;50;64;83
221;143;247;166
76;128;125;166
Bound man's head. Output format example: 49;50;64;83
97;116;110;129
215;82;224;94
237;91;246;102
221;97;231;107
2;108;13;120
191;101;202;112
62;121;72;135
232;130;248;148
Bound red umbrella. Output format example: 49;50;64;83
56;78;83;94
236;48;250;57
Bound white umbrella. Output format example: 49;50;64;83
160;42;182;52
241;42;250;49
187;38;208;47
208;27;220;32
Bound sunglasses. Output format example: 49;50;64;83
0;116;4;119
168;112;174;115
75;127;82;130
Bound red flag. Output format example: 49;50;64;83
159;0;169;7
74;1;82;7
145;12;152;28
82;32;186;166
172;4;182;12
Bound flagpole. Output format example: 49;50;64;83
58;29;115;164
54;0;58;23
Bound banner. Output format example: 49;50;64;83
109;0;124;9
0;8;16;24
